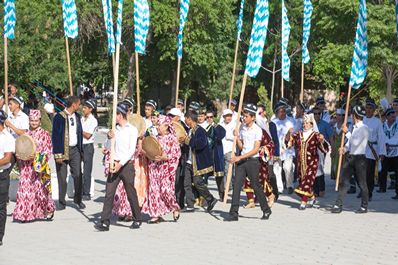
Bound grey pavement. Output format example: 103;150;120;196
1;131;397;265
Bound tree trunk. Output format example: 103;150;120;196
171;69;177;105
126;51;136;97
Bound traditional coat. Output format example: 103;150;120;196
212;124;226;177
52;110;83;160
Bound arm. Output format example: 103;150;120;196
5;120;27;136
0;152;12;166
235;141;261;161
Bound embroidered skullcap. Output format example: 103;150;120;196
274;101;286;112
123;97;135;108
84;99;97;109
10;96;23;106
385;108;395;117
229;99;237;106
365;98;376;108
243;104;257;114
189;101;201;111
315;96;326;105
116;103;129;115
145;99;157;109
279;97;289;106
177;99;184;105
29;109;41;120
353;105;365;118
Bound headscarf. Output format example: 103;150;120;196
158;115;176;135
29;109;41;120
303;113;319;134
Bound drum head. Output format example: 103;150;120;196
16;134;36;161
142;136;162;160
172;121;187;143
128;114;146;137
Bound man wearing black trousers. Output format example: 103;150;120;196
226;104;272;221
52;96;85;210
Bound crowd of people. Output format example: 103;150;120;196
0;83;397;244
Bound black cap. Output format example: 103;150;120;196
243;103;257;114
353;105;365;118
84;99;97;109
229;99;237;106
145;99;157;109
116;103;129;115
385;107;395;117
10;96;24;106
274;101;286;112
0;109;7;123
316;96;326;105
189;101;200;111
123;97;135;108
177;99;184;105
297;101;307;111
365;98;376;108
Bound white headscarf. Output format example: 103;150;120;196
303;113;319;141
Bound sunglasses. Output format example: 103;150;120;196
70;117;75;126
313;112;321;115
206;116;214;119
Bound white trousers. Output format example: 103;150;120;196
273;156;295;192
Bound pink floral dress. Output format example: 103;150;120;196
141;133;181;218
13;128;56;221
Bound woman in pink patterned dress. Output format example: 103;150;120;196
142;115;181;224
13;109;55;222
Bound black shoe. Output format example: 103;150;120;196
224;214;238;222
261;209;272;220
130;221;142;229
287;187;294;194
207;198;217;213
376;189;386;193
347;187;356;194
46;213;54;221
75;202;86;209
82;195;91;201
57;203;66;211
219;192;225;202
355;207;368;214
0;240;2;246
392;195;398;200
331;205;342;214
94;222;109;232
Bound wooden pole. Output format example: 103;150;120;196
135;52;141;116
335;85;353;191
300;63;304;102
175;58;181;107
223;73;248;205
228;39;240;109
65;37;73;96
281;76;284;98
4;37;8;114
109;43;121;173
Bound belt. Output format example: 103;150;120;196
387;144;398;147
368;141;377;145
238;157;259;164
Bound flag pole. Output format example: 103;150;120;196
335;84;352;191
109;43;121;173
4;36;8;113
65;37;73;96
228;39;240;109
135;51;141;115
300;63;304;101
223;73;248;205
175;57;182;107
281;76;284;98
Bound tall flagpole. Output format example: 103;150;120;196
135;52;141;115
4;37;8;113
65;37;73;96
175;58;181;107
300;63;304;101
228;39;240;109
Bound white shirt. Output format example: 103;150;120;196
363;116;386;159
220;120;236;154
44;103;55;114
105;123;138;166
81;114;98;144
344;121;369;155
239;123;262;158
0;128;15;170
272;116;295;160
144;117;152;130
8;109;29;139
256;114;268;132
65;110;78;147
382;120;398;157
199;120;209;129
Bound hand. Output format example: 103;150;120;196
110;161;122;173
107;130;114;139
233;129;238;137
341;124;348;134
338;147;344;156
230;156;241;164
179;135;187;143
55;158;63;164
319;134;324;142
4;119;10;127
379;155;385;161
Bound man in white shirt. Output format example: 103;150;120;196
332;105;369;214
226;104;272;221
44;97;55;121
378;108;398;199
81;99;98;201
363;99;386;201
95;103;141;231
272;102;296;194
5;96;29;139
0;110;15;246
220;109;236;184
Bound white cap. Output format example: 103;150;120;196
222;109;233;116
169;107;182;117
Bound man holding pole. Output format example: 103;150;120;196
331;105;369;214
226;104;272;222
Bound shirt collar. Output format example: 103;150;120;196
354;120;363;128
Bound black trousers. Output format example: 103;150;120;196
336;154;368;208
183;163;195;208
379;156;398;194
82;143;95;196
184;164;214;207
101;163;141;223
0;166;12;241
175;156;186;209
215;176;225;199
56;146;82;205
230;158;270;216
314;175;325;196
366;158;376;197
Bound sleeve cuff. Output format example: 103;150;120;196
54;153;63;159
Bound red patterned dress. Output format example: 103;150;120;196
289;130;328;202
141;132;181;218
13;128;55;221
244;129;274;202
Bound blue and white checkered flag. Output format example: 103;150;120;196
236;0;245;41
177;0;190;59
349;0;367;89
302;0;313;64
281;0;291;81
115;0;124;45
4;0;16;40
61;0;78;39
244;0;269;78
134;0;150;54
102;0;115;54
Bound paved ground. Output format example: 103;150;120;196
1;132;398;265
